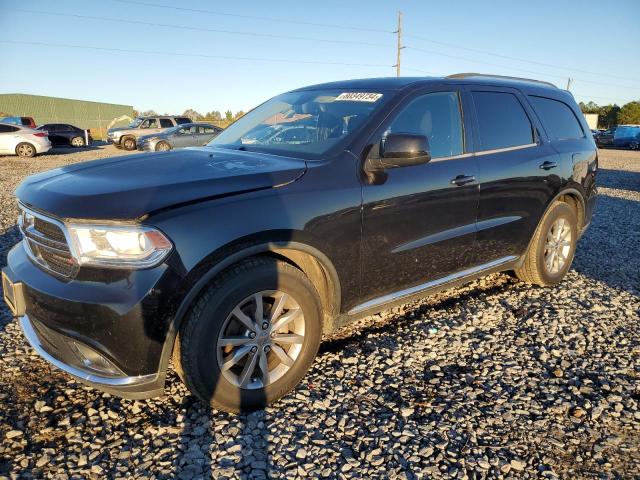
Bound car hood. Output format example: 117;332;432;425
17;148;307;220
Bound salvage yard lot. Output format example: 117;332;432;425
0;147;638;478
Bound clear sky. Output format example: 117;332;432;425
1;0;638;114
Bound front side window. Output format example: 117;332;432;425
472;91;534;151
140;119;159;129
529;96;584;140
208;89;390;159
385;91;464;158
159;118;173;128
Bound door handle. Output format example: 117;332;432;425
539;161;557;170
450;174;476;186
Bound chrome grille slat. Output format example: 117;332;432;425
18;204;78;279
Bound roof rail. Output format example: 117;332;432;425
446;73;558;89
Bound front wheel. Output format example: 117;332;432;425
155;141;171;151
174;258;323;413
122;136;136;150
515;201;578;286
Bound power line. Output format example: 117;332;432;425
0;39;394;69
405;33;640;83
15;9;393;49
111;0;393;34
405;46;639;91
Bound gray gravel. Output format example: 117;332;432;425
0;147;638;479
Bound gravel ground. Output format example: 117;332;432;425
0;147;638;479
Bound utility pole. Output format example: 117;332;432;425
566;77;573;91
394;11;404;77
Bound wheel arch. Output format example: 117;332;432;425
552;187;586;230
157;237;341;379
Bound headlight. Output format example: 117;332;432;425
66;224;172;268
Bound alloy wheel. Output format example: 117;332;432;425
216;290;305;390
71;137;84;147
544;217;572;274
17;144;34;157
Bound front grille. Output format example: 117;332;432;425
19;205;79;279
34;217;66;243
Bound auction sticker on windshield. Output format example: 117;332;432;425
335;92;383;102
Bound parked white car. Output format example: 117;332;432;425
0;124;51;157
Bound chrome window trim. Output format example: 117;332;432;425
19;315;158;387
348;255;517;315
474;142;538;157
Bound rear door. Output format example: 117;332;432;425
468;87;559;263
360;87;480;306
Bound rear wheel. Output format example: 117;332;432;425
15;142;35;158
122;136;136;150
70;136;85;147
174;258;323;413
515;201;577;286
155;141;171;151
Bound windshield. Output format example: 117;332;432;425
128;117;143;128
208;90;388;158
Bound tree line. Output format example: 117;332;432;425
579;100;640;129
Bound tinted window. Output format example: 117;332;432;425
386;91;464;158
529;96;584;140
472;91;533;150
159;118;173;128
175;117;191;125
0;124;18;133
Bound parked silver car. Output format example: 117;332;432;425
137;123;222;152
0;123;51;157
107;115;192;150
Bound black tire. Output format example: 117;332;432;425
122;136;136;150
70;136;85;147
174;257;323;413
155;141;171;152
515;201;578;286
15;142;36;158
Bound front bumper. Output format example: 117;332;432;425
2;242;181;399
107;135;121;146
19;314;163;399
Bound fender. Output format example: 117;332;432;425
514;185;587;269
155;240;342;382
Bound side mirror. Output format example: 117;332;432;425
379;133;431;168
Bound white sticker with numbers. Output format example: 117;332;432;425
335;92;383;102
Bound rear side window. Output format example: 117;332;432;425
175;117;191;125
159;118;174;128
529;96;584;140
472;91;533;151
386;91;464;158
0;124;18;133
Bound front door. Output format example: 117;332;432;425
360;88;479;306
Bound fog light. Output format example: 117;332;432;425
69;341;122;376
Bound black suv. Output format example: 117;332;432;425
2;74;597;413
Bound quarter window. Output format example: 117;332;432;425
386;91;464;158
472;91;534;151
529;96;584;140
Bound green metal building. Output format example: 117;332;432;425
0;93;134;140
